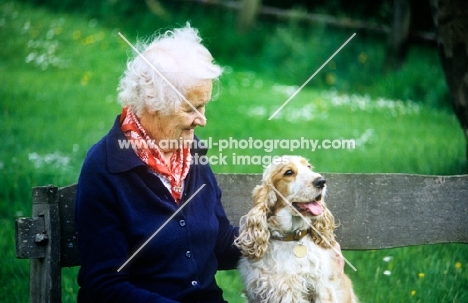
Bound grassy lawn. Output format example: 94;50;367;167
1;1;467;302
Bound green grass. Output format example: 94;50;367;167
1;1;467;302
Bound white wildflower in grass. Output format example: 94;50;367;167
24;18;68;70
272;84;299;97
322;91;420;116
28;152;70;170
383;256;393;262
383;270;391;276
354;129;375;147
247;106;268;118
246;90;420;122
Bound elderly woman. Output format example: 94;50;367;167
75;25;240;303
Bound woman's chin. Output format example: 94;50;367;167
180;132;195;147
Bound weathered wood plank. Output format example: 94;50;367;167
217;173;262;228
15;217;46;259
324;173;468;249
217;173;468;250
30;186;61;303
59;184;79;267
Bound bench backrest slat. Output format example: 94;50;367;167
217;173;468;249
324;173;468;249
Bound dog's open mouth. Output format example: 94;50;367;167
292;194;323;216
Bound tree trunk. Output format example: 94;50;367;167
430;0;468;163
384;0;412;71
237;0;261;33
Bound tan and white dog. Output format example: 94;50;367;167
235;156;358;303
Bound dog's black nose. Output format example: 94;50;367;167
313;177;326;189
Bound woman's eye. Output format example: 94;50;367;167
185;104;204;114
183;106;197;114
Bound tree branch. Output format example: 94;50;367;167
179;0;436;42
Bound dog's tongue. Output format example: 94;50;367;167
303;201;323;216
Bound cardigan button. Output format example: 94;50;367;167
191;280;198;287
185;250;191;258
179;220;186;227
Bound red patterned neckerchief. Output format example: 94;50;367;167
120;107;191;204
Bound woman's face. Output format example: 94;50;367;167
140;80;212;153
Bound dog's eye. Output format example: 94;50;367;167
284;169;294;176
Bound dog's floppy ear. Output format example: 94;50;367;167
312;202;337;248
235;184;276;260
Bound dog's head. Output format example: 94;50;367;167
262;155;327;218
235;156;336;260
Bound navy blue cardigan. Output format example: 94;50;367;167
75;116;240;303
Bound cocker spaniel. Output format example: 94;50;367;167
235;155;358;303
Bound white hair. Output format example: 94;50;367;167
117;24;222;116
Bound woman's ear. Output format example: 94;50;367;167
234;184;276;260
144;104;159;116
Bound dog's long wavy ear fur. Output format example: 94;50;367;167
234;184;276;260
312;202;337;248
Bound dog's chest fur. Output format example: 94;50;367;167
238;237;336;303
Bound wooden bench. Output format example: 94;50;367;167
15;173;468;303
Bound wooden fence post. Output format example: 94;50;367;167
30;186;61;303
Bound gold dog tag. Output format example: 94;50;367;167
293;244;307;258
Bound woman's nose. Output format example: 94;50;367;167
193;112;206;127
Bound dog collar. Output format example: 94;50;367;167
270;229;310;241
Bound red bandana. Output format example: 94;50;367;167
120;107;191;204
